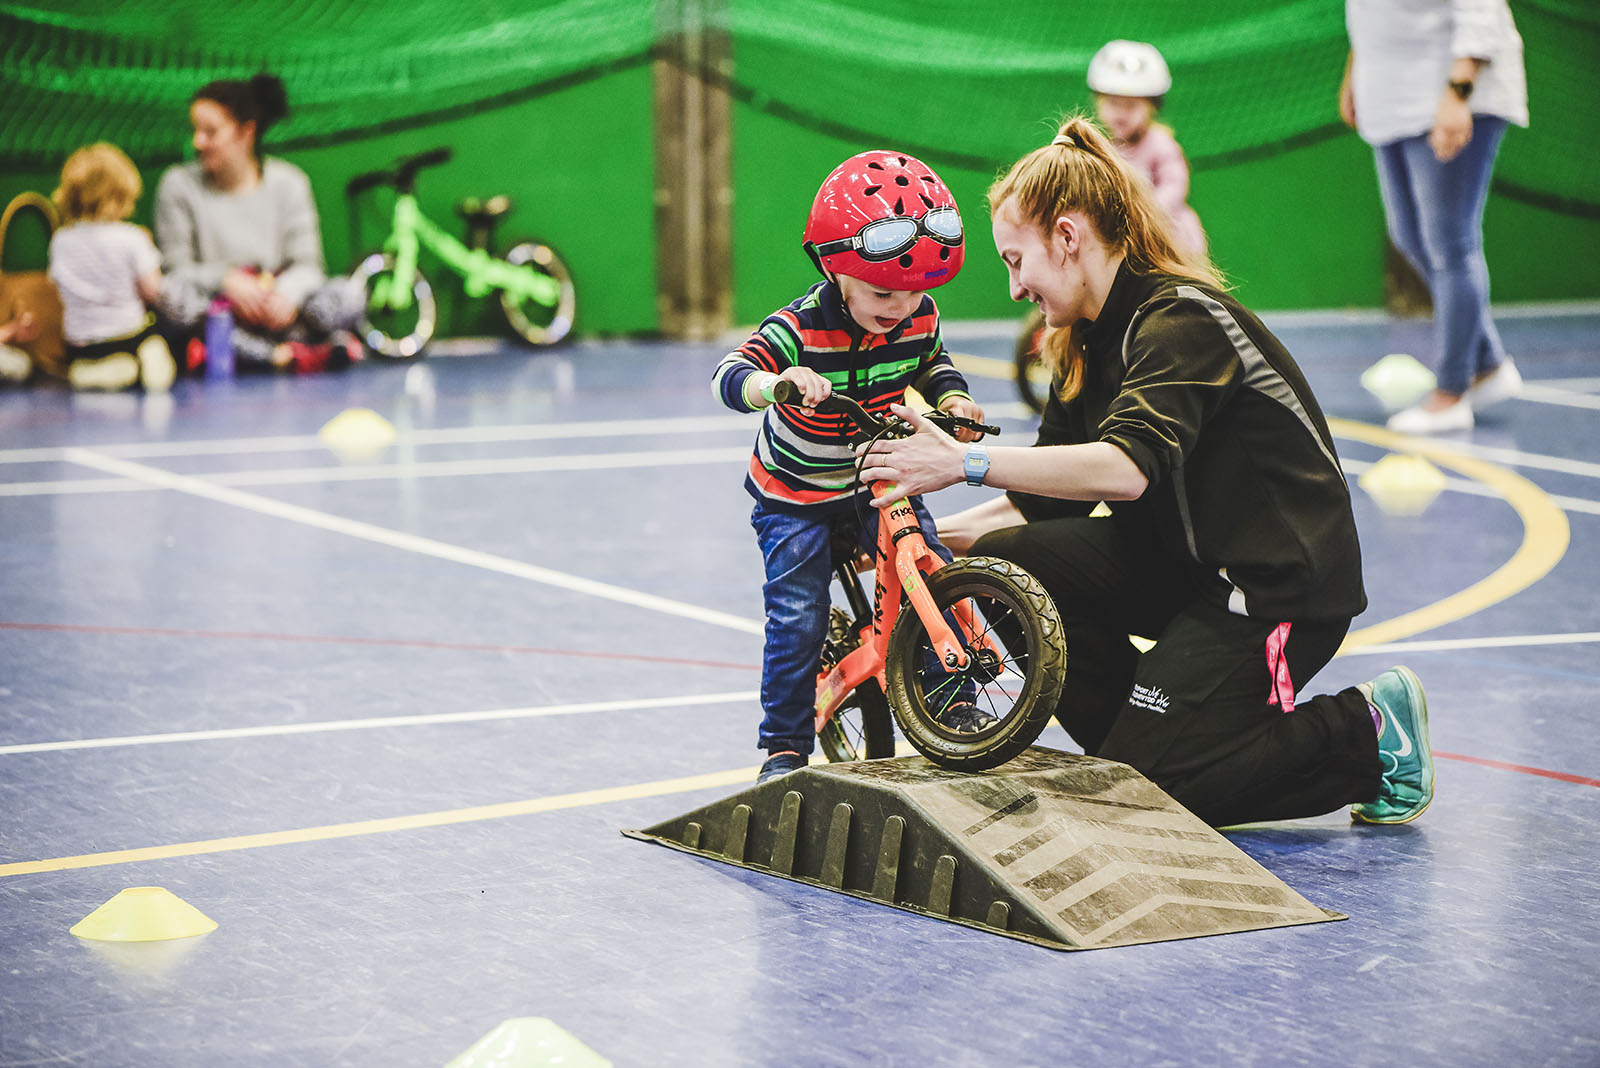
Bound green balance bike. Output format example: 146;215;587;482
345;147;576;357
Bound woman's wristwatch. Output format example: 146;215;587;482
963;444;991;486
1448;79;1475;101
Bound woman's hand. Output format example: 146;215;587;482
856;403;965;507
223;270;297;332
938;395;986;443
1429;92;1474;162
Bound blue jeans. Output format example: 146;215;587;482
751;495;952;755
1373;116;1509;396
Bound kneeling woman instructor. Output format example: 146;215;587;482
859;117;1433;829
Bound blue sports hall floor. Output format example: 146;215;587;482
1;304;1597;1067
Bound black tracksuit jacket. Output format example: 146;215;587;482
1010;261;1367;624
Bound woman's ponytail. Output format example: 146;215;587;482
989;115;1224;401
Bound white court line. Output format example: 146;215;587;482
0;445;750;497
1341;631;1600;656
1351;436;1600;482
64;448;764;635
1341;458;1600;517
0;413;756;465
1516;385;1600;412
0;690;758;756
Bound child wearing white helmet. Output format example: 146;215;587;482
1087;40;1207;258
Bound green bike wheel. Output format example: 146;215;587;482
885;557;1067;771
353;252;436;359
500;238;576;346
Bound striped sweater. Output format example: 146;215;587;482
712;280;972;512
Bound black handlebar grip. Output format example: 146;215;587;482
769;378;798;405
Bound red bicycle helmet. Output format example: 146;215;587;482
802;150;965;291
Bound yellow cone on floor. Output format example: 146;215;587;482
443;1018;611;1068
1360;353;1436;411
1359;453;1448;516
70;886;218;942
318;407;396;462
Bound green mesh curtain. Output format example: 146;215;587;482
2;0;1595;218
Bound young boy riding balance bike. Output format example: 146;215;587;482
712;151;988;784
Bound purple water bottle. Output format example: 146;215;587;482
204;297;234;378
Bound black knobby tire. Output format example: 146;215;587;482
500;238;576;345
1013;307;1049;414
817;608;895;762
884;557;1066;771
352;252;436;359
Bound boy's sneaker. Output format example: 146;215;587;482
1351;666;1434;824
757;751;807;784
938;701;997;733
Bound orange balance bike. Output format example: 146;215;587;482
770;381;1067;771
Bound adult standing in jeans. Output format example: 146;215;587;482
1341;0;1529;434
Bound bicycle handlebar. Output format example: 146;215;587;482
344;147;456;198
768;378;999;440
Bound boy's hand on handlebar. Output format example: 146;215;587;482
856;403;965;507
938;396;987;443
774;366;832;409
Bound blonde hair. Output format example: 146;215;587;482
53;143;143;224
988;115;1224;401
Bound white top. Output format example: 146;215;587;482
1346;0;1529;146
48;221;162;347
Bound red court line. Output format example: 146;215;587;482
1435;750;1600;788
0;621;757;672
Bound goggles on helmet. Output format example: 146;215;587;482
811;207;963;263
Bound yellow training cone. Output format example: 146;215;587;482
1359;453;1449;517
318;406;397;462
70;886;217;942
444;1018;611;1068
1360;353;1436;411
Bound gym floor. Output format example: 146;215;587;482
1;305;1597;1067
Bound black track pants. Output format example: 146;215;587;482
972;517;1382;827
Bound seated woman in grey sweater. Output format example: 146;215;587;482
154;73;358;373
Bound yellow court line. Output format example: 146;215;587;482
1331;418;1571;650
0;765;756;879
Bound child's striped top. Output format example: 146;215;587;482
712;280;973;513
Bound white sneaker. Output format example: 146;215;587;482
1466;358;1522;409
1387;398;1474;434
0;343;31;382
136;335;176;393
67;351;140;392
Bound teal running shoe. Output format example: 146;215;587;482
1351;666;1434;824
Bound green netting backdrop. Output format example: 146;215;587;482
4;0;1594;215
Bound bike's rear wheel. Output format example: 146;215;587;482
353;252;436;359
500;238;576;346
1013;306;1049;414
817;610;895;762
885;557;1066;771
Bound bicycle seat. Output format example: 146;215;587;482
456;195;513;224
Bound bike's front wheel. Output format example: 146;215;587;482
352;252;436;359
885;557;1066;771
500;238;576;346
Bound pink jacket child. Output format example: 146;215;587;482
1087;40;1207;258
